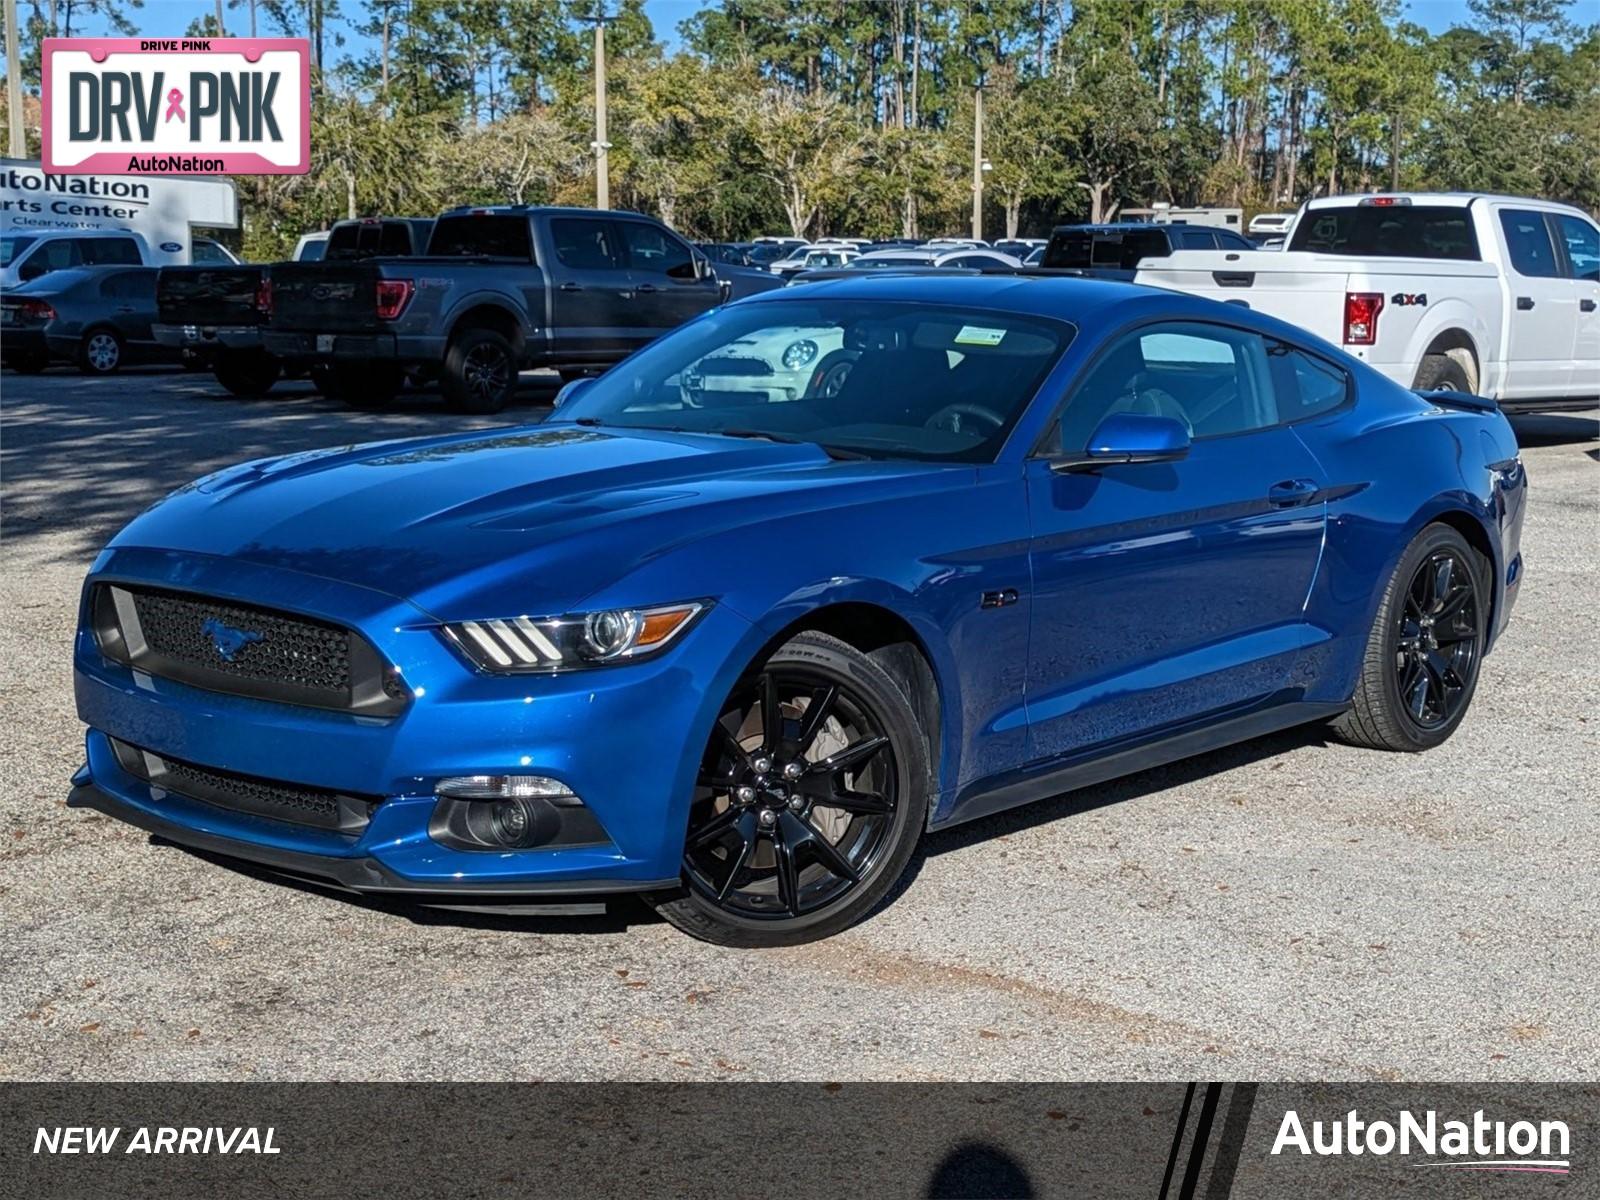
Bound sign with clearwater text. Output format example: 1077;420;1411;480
41;38;309;175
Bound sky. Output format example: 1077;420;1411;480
40;0;1507;54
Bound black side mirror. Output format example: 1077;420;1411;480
1049;413;1191;473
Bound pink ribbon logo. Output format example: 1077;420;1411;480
164;88;185;123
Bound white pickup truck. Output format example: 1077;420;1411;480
1133;192;1600;413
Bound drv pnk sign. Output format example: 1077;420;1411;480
42;38;309;175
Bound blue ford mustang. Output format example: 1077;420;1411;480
71;275;1526;946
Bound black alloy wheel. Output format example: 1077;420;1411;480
1394;547;1481;730
651;632;929;946
444;328;517;414
1333;522;1487;751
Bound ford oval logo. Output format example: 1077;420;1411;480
201;617;264;662
159;241;184;252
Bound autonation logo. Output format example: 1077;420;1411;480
1272;1108;1571;1175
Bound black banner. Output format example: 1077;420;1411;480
2;1083;1590;1197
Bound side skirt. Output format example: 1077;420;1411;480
932;696;1349;831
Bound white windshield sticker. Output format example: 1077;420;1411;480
954;325;1006;346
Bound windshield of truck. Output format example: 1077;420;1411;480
0;235;35;266
1288;205;1480;259
556;299;1074;464
1042;229;1169;270
427;215;534;260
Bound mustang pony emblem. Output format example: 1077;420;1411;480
200;618;264;662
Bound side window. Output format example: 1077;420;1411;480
551;218;622;270
1499;209;1562;278
1270;342;1350;420
40;238;84;272
1554;214;1599;283
1057;322;1277;449
618;222;695;279
191;239;231;264
1177;229;1218;250
1217;231;1254;251
82;237;141;265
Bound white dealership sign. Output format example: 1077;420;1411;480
41;37;309;175
0;158;238;263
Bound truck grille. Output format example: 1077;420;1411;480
111;738;377;835
91;584;408;716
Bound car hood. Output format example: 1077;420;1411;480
111;423;948;620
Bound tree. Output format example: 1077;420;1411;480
734;86;868;237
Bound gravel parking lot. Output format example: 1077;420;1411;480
2;368;1596;1082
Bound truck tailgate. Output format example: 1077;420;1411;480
157;266;267;327
1134;251;1352;344
269;262;385;333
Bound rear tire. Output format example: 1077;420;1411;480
1332;523;1488;752
443;328;517;414
1412;352;1473;395
76;328;123;375
213;351;282;397
649;631;930;947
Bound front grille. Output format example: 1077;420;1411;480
697;356;774;377
111;738;377;835
133;588;352;693
92;584;408;716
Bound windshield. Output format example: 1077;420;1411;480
744;243;792;265
556;299;1073;463
1;235;36;267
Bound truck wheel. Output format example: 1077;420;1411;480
213;351;282;398
1412;352;1474;395
338;363;404;410
77;328;124;375
444;328;516;414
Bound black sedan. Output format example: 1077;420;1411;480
1;266;172;375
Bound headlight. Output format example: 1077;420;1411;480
781;339;818;370
441;601;707;672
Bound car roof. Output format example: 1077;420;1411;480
1049;223;1174;235
1303;192;1593;216
9;227;143;239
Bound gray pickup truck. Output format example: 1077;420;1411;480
262;205;727;412
153;217;434;397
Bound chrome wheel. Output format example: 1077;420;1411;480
684;667;898;920
1394;547;1480;730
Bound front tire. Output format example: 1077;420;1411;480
77;328;123;374
650;632;930;947
443;328;517;414
1333;523;1487;751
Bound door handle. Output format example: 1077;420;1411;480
1516;296;1534;311
634;283;659;293
1582;299;1597;313
1267;478;1319;507
559;281;582;292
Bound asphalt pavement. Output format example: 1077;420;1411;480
2;367;1596;1081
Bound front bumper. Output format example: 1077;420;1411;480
73;547;759;895
67;776;674;899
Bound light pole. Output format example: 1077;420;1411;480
970;82;984;240
592;12;611;210
4;0;24;159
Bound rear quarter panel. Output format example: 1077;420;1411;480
1289;370;1522;704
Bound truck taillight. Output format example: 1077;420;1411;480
1343;292;1384;345
375;279;414;320
21;300;56;320
254;277;273;316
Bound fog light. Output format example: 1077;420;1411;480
435;774;573;801
490;798;538;847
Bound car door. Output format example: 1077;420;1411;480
544;216;635;361
1496;207;1577;399
102;270;159;351
1552;212;1600;397
1024;320;1328;764
615;218;720;343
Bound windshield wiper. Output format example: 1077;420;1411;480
718;428;870;461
